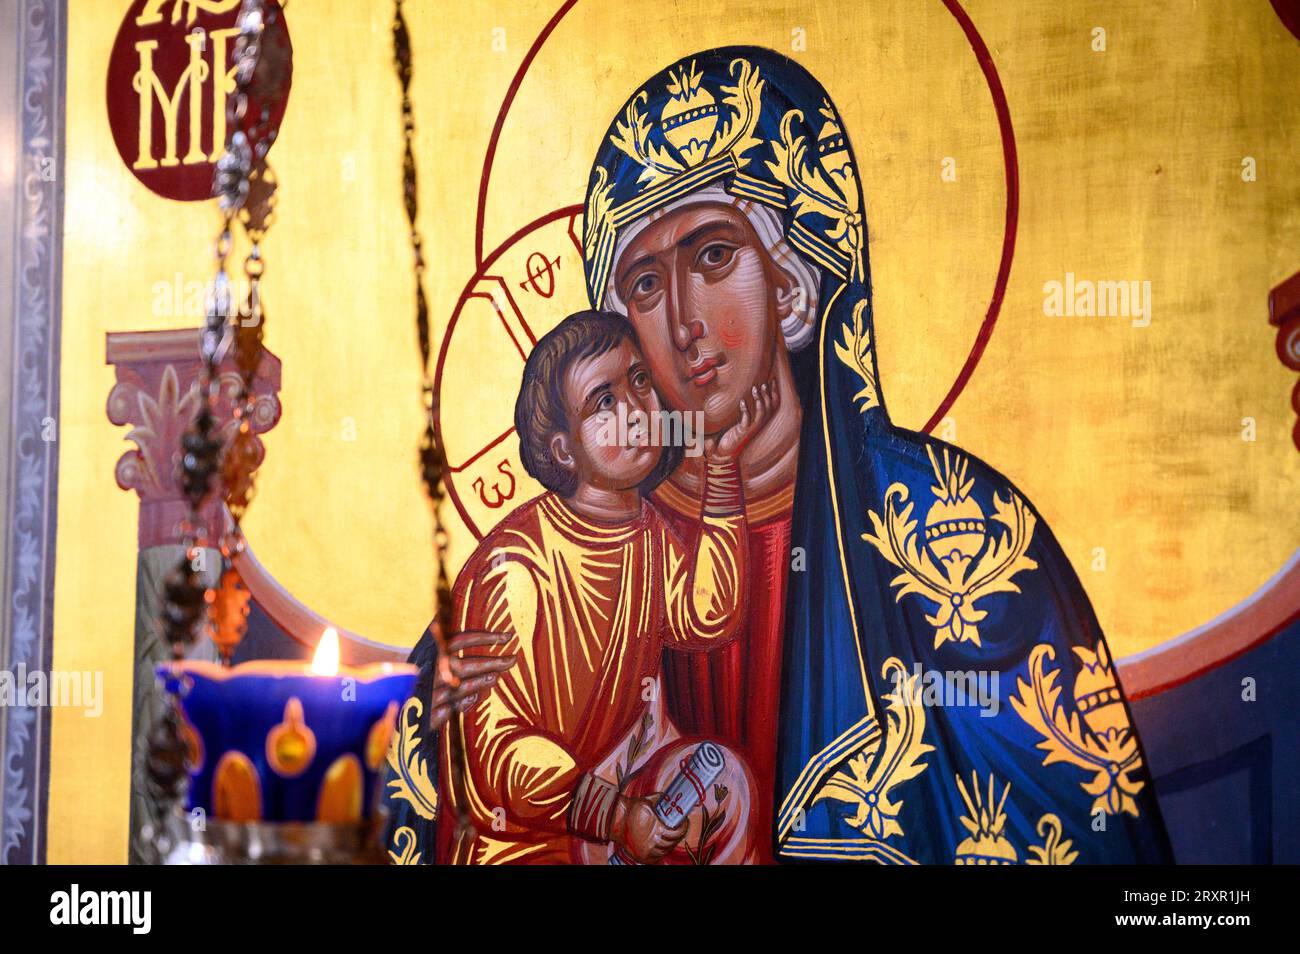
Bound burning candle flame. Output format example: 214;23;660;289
311;627;340;676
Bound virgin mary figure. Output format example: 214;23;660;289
385;46;1173;865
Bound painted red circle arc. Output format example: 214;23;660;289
440;0;1019;539
435;206;583;539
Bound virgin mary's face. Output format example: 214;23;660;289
612;202;795;435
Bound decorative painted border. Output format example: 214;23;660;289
1;0;65;866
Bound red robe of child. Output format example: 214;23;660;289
437;464;756;865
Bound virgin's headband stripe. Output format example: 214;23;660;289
788;219;850;280
729;171;786;209
613;153;738;228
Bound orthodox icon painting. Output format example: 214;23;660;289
26;1;1297;866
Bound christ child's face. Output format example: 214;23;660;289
553;338;663;493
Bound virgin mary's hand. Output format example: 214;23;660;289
427;631;516;731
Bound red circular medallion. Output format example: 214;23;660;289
105;0;292;202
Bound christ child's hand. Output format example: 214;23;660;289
611;792;687;864
708;377;780;460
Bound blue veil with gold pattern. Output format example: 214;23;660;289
584;46;1172;864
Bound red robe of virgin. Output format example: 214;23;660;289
653;478;794;865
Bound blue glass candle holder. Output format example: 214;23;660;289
156;654;417;824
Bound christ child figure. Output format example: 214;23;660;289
437;310;777;865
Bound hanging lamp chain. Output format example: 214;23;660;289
392;0;474;848
147;0;276;827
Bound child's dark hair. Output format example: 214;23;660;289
514;310;683;497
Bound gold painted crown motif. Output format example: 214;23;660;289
1072;641;1126;736
585;59;765;305
1010;642;1146;817
815;103;849;177
660;62;720;165
609;58;765;188
954;772;1017;865
951;774;1080;865
862;446;1038;649
924;452;988;584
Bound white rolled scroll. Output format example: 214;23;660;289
608;742;726;865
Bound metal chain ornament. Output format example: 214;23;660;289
147;0;278;820
392;0;474;849
210;0;284;665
